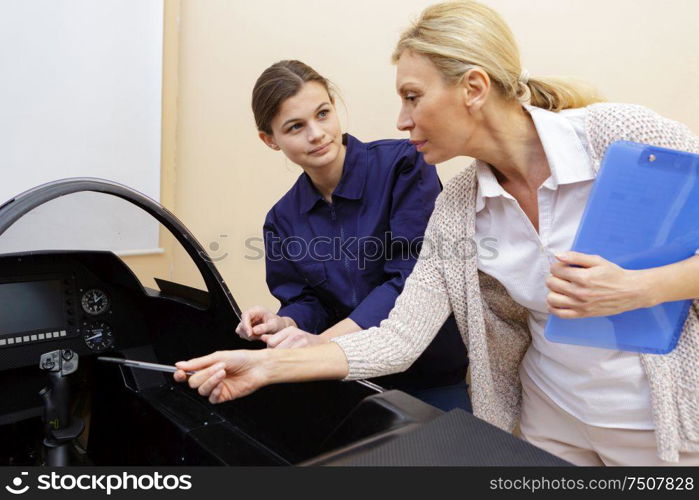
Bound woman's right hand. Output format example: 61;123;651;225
173;342;350;404
173;350;268;404
235;306;294;341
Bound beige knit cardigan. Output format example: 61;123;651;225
333;103;699;462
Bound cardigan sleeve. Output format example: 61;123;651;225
331;192;453;380
586;103;699;164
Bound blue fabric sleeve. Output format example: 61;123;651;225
264;215;334;333
348;146;441;329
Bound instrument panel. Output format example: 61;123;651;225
0;251;153;372
0;278;116;353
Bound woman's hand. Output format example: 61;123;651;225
235;306;294;340
546;251;652;319
261;326;327;349
173;350;269;404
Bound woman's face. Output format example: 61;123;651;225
395;51;475;165
262;81;344;172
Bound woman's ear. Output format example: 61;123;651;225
461;68;491;112
259;131;280;150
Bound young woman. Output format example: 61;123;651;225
233;60;470;411
176;2;699;465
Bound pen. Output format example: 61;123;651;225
97;356;197;375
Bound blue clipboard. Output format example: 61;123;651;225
544;141;699;354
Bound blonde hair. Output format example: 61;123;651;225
392;1;604;112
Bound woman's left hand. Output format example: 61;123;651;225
261;326;327;349
546;251;652;319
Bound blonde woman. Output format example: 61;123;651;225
175;1;699;466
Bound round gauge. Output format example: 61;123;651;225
81;289;110;315
82;322;114;352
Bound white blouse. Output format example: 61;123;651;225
474;105;654;429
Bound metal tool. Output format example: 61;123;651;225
97;356;196;375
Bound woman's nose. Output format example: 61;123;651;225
396;107;414;131
307;121;324;142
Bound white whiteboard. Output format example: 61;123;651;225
0;0;163;254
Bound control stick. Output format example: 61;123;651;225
38;349;84;466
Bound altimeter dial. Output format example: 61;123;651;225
82;322;114;352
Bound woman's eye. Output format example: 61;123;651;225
318;109;329;119
287;123;302;132
405;94;418;102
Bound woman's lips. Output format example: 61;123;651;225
411;140;427;151
308;142;332;155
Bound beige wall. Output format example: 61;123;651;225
120;0;181;289
149;0;699;311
